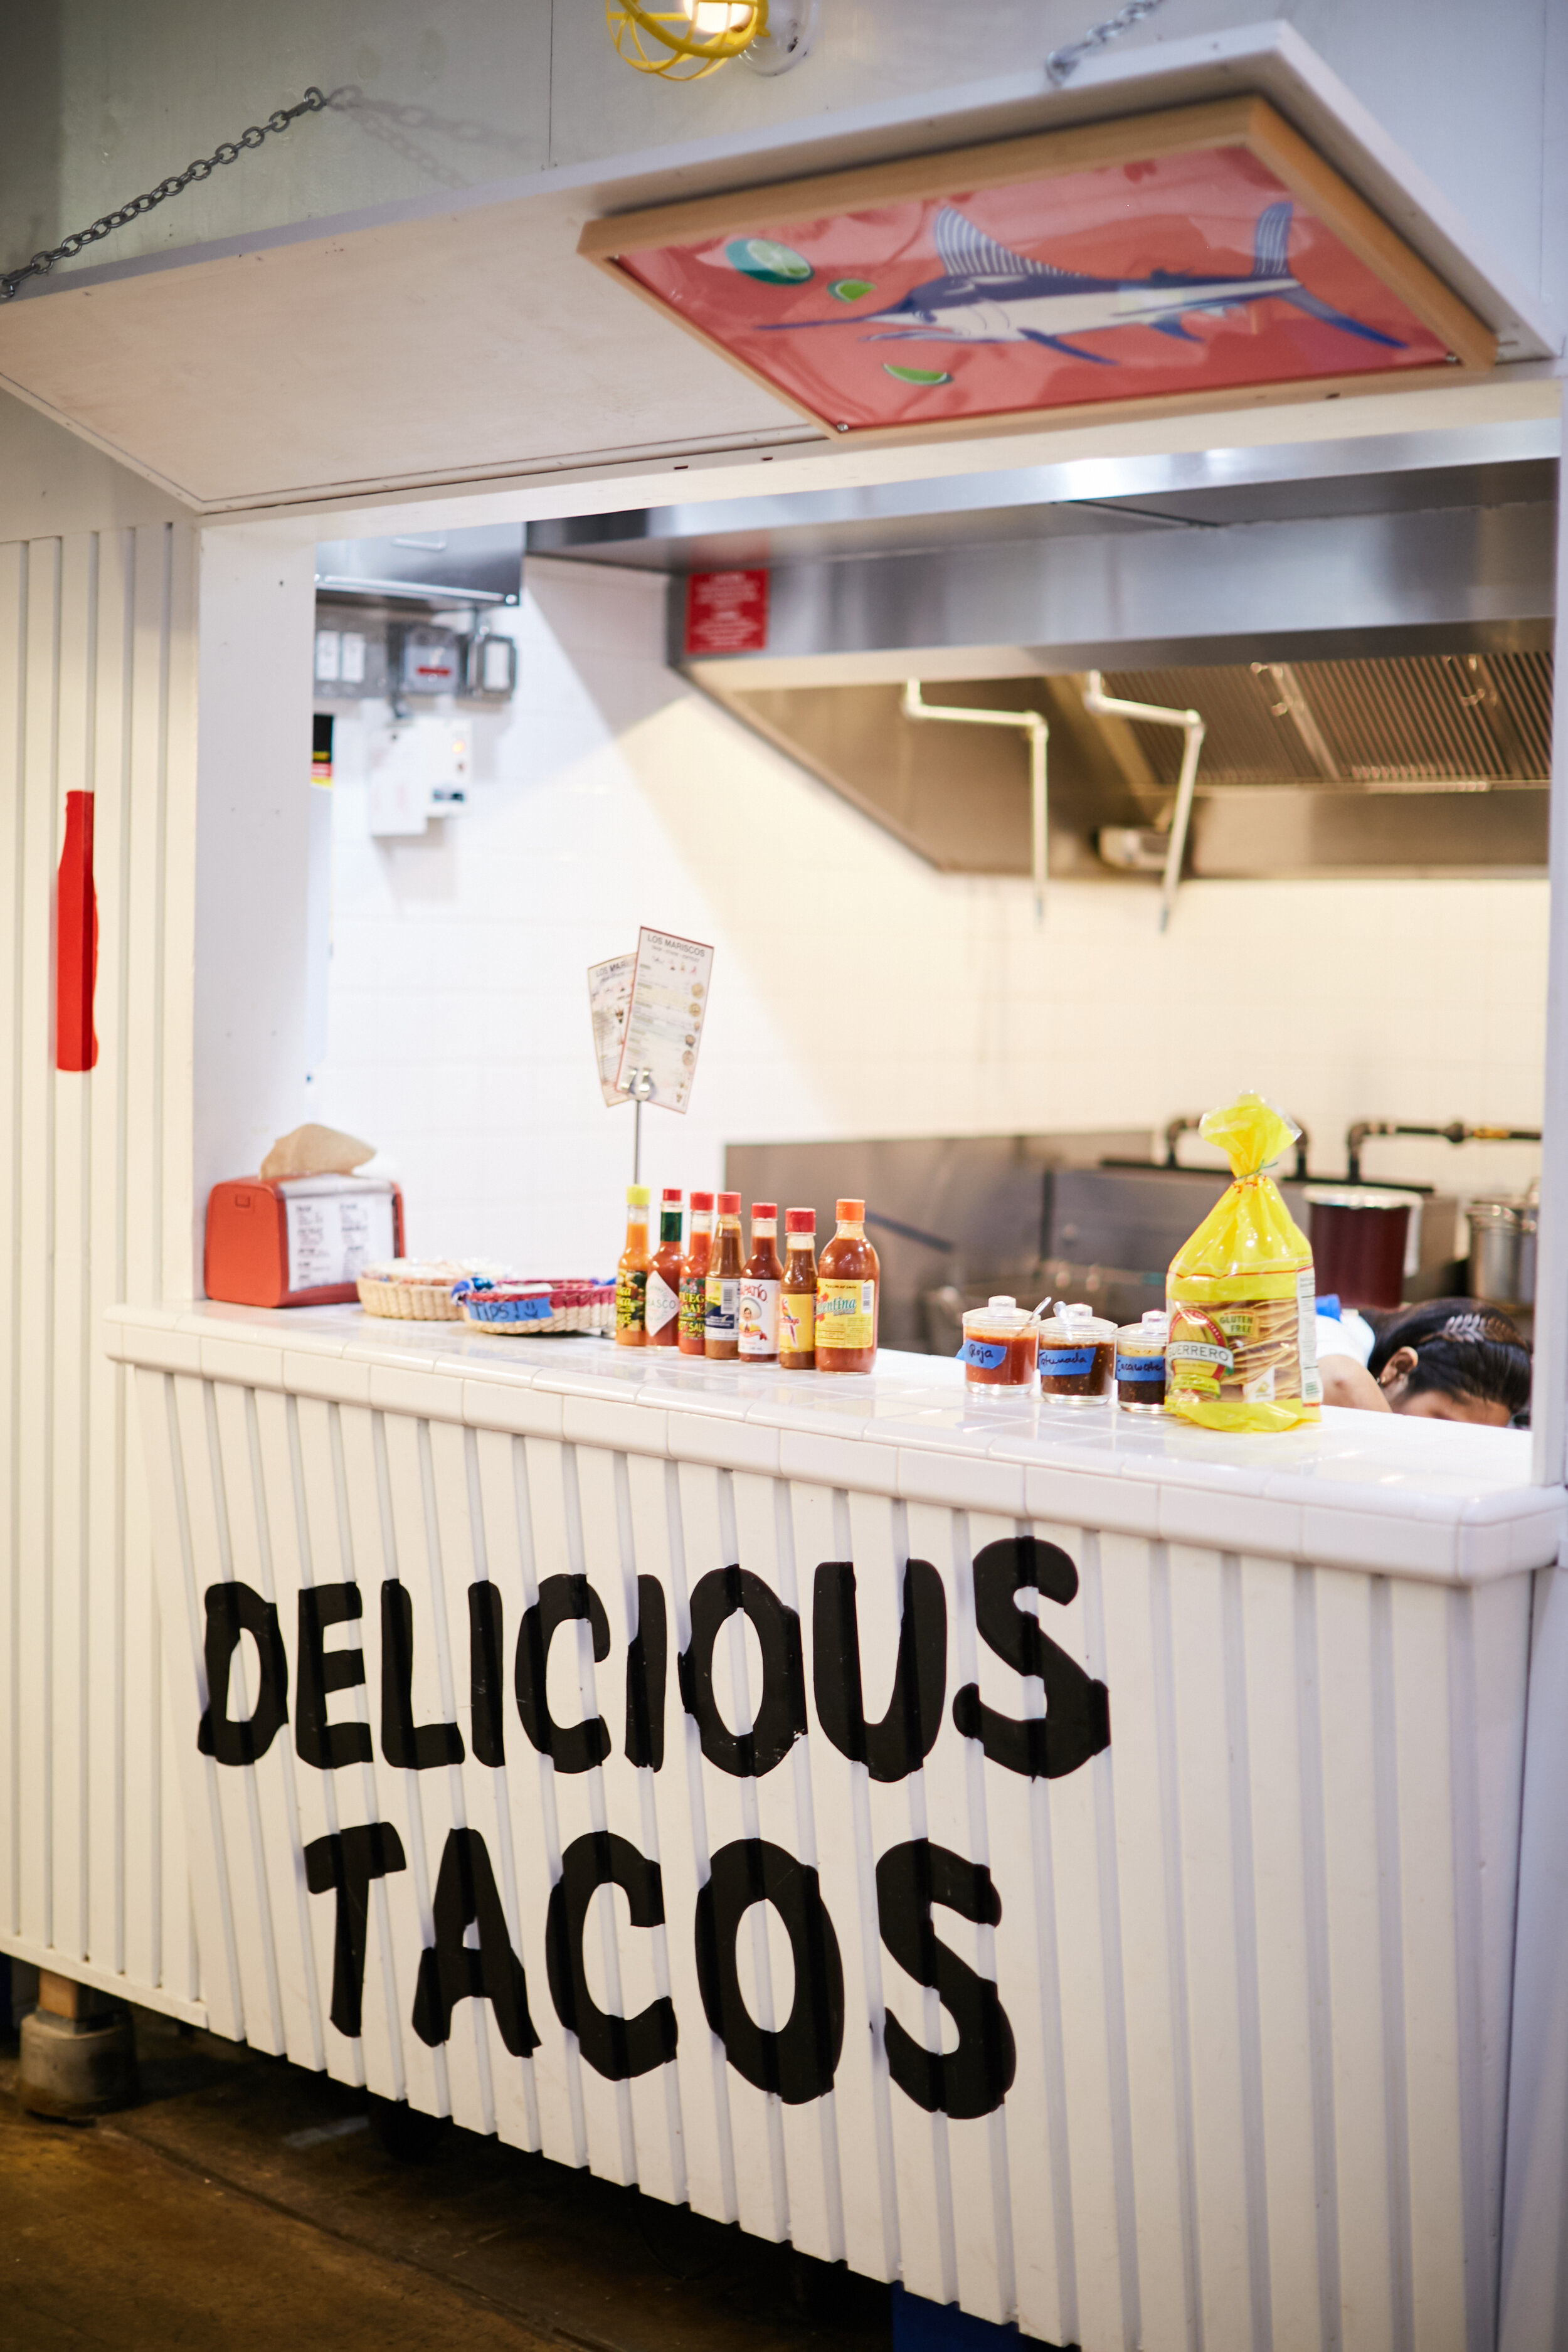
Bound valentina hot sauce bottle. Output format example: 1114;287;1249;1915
647;1187;684;1349
816;1198;879;1374
704;1190;744;1360
614;1184;650;1347
678;1190;714;1356
778;1208;817;1370
738;1202;781;1362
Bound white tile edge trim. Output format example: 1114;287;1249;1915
108;1308;1565;1586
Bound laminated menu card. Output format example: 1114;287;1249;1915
587;953;635;1106
615;927;714;1115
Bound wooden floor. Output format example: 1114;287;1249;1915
0;2008;893;2352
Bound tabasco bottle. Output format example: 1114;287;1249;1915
778;1209;817;1370
647;1187;684;1349
679;1191;714;1356
738;1202;781;1362
704;1191;744;1360
815;1198;879;1374
614;1184;651;1346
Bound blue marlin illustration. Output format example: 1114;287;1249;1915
761;201;1403;364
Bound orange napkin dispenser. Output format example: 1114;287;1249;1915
205;1173;405;1308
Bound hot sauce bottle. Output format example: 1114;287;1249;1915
738;1202;782;1363
704;1191;744;1360
816;1198;879;1374
615;1184;650;1347
647;1187;684;1350
778;1209;817;1371
678;1190;714;1357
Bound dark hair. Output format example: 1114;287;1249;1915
1367;1297;1532;1419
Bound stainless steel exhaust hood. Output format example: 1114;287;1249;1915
531;426;1556;882
707;659;1552;881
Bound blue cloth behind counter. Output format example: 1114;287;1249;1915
891;2284;1074;2350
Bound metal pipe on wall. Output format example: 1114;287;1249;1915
1082;673;1205;930
901;679;1049;921
1344;1117;1543;1185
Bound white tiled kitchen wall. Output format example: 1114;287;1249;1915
311;561;1547;1273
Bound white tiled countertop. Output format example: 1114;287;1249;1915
107;1300;1566;1587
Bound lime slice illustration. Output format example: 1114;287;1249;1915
726;237;812;284
830;278;876;302
883;363;952;386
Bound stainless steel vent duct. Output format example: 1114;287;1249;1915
316;526;522;608
1107;652;1554;790
675;492;1554;883
534;426;1557;884
697;655;1552;884
681;504;1552;687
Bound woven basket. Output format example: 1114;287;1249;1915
358;1274;465;1322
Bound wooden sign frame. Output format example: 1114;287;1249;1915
578;97;1496;448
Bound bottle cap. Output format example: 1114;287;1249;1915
785;1208;816;1234
627;1185;650;1208
690;1190;715;1213
660;1187;683;1204
717;1190;742;1216
751;1202;778;1221
836;1198;866;1221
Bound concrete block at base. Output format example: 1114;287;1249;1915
18;2006;138;2116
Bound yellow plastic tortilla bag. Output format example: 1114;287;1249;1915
1166;1092;1322;1433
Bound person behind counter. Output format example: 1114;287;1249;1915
1318;1297;1530;1426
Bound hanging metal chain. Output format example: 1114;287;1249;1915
1046;0;1171;86
0;19;1179;302
1;87;327;304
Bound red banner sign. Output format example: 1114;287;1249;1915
56;790;98;1073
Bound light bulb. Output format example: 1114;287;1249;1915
682;0;756;31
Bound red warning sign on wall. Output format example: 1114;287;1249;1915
683;569;769;657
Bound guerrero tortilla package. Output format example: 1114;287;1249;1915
1166;1093;1322;1433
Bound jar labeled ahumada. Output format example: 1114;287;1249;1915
1037;1304;1115;1403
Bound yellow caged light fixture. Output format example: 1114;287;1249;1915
607;0;817;80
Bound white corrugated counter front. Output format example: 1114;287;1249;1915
108;1301;1567;2352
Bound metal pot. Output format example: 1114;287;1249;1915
1466;1197;1537;1310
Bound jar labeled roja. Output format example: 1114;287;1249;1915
1115;1310;1170;1413
1038;1303;1116;1404
960;1296;1040;1397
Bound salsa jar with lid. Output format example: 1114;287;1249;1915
1115;1310;1170;1413
1038;1304;1115;1404
960;1296;1039;1397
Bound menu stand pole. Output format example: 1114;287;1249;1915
628;1067;654;1185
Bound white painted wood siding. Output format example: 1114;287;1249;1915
0;524;201;2021
131;1365;1532;2351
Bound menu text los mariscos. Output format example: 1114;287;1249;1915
614;927;714;1115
